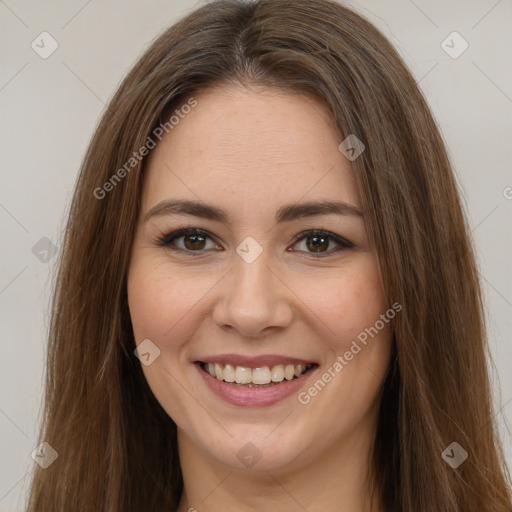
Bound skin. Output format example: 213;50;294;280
127;84;392;512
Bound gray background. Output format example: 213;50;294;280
0;1;511;510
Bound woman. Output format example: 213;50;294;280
26;0;512;510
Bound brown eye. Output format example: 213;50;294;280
159;228;221;254
183;233;207;250
305;234;330;252
291;229;353;257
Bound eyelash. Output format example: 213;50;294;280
155;227;354;258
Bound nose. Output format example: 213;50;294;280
211;249;294;338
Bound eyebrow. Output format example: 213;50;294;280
144;199;363;224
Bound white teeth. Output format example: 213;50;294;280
235;366;252;384
214;363;223;380
284;364;296;380
223;364;236;382
252;367;271;384
270;365;285;382
205;362;312;385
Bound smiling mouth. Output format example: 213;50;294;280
198;362;316;388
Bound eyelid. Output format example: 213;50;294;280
157;227;215;247
155;227;353;257
292;229;353;248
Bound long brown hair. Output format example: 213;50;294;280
27;0;511;510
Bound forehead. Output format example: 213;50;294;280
141;85;360;221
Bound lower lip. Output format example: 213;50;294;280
195;363;317;407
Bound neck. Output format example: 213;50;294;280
176;418;382;512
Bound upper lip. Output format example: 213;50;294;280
196;354;316;368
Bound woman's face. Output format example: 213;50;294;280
127;85;393;472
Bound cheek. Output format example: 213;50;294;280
128;257;205;342
128;251;389;360
302;254;389;350
127;259;207;422
298;254;393;416
299;257;393;415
